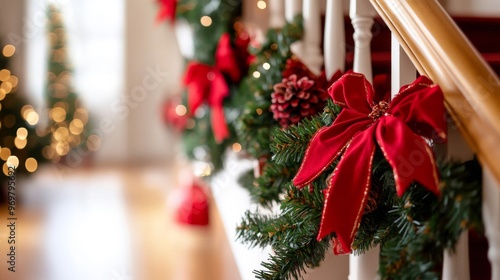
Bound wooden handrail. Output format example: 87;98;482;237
370;0;500;183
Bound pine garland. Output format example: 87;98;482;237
237;102;483;279
239;100;340;207
164;0;243;172
235;16;303;159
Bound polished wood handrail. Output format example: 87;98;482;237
370;0;500;183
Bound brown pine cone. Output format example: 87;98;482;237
270;74;328;128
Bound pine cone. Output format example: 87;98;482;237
270;74;328;128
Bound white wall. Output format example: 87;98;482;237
19;0;183;165
124;0;183;164
443;0;500;16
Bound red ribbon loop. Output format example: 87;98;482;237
183;33;239;143
293;71;447;254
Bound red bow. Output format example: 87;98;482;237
183;33;241;143
156;0;177;23
293;72;447;254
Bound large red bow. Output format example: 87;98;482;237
293;72;447;254
183;33;241;143
156;0;177;23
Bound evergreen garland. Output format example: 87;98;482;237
240;99;340;208
237;101;483;279
161;0;244;172
235;16;303;159
163;3;484;279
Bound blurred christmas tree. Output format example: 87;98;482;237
0;42;48;180
43;5;95;163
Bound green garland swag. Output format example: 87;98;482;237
234;16;303;159
237;100;483;280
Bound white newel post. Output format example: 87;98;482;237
324;0;345;78
269;0;286;28
301;0;323;75
350;1;379;279
483;167;500;280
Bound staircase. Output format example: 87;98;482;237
216;1;500;279
336;16;500;76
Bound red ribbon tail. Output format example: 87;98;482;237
317;128;376;255
208;72;230;143
216;33;241;82
211;105;229;143
184;63;212;114
376;117;440;196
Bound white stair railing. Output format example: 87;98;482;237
301;0;323;75
441;127;473;279
349;0;380;279
350;0;376;83
285;0;303;57
269;0;286;28
285;0;302;21
391;14;474;280
282;1;351;278
483;167;500;280
324;0;346;77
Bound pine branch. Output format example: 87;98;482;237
252;165;299;208
235;16;304;159
239;144;482;279
379;159;483;279
270;100;340;165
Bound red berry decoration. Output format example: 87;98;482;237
270;74;328;128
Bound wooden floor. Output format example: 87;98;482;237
0;164;240;280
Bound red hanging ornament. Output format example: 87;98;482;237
162;96;189;131
183;33;241;143
174;180;210;226
293;72;447;255
156;0;178;23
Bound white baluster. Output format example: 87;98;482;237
324;0;345;79
301;0;323;75
304;250;349;279
391;34;415;96
349;247;380;280
442;128;472;280
285;0;302;22
483;167;500;280
392;33;473;280
443;232;470;280
285;0;304;61
269;0;286;28
350;0;376;83
349;1;379;279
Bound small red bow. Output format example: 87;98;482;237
183;33;241;143
156;0;177;23
293;72;447;254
